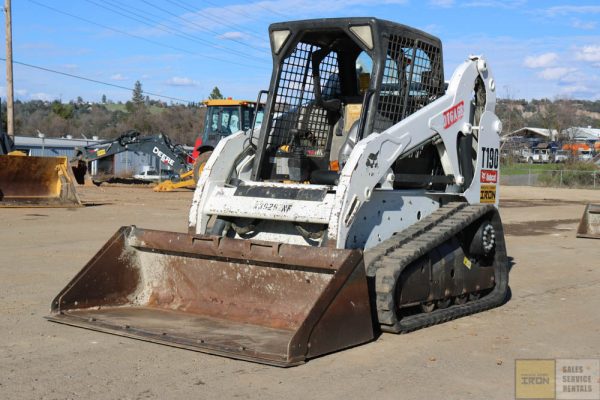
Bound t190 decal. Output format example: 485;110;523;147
481;147;499;170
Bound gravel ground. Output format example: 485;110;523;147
1;185;599;400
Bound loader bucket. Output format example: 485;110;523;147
47;227;373;366
0;154;82;207
577;203;600;239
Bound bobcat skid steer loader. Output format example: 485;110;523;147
48;18;509;366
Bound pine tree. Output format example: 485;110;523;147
132;80;144;106
101;94;107;104
208;86;224;100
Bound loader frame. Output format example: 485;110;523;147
49;17;508;367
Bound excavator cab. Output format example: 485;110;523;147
198;99;263;153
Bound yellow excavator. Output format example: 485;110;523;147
153;99;263;191
0;130;81;207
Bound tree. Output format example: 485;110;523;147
535;98;577;141
132;80;144;106
101;94;107;104
496;99;525;135
208;86;224;100
51;101;74;119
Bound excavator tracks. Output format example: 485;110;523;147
365;202;509;333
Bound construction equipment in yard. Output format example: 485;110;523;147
152;169;195;192
577;203;600;239
48;18;509;366
71;130;191;184
153;99;263;191
0;130;81;207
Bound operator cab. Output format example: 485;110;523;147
201;99;264;150
252;18;445;185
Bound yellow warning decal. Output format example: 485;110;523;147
463;257;472;269
480;184;496;204
97;149;106;157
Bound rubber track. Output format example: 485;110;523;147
366;202;509;333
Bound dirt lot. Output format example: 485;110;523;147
1;185;599;399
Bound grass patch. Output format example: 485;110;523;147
500;163;558;176
103;103;127;113
537;162;599;188
500;161;599;187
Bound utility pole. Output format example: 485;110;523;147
4;0;14;139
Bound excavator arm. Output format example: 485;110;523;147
72;131;191;182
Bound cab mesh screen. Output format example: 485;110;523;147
269;42;340;154
374;36;443;133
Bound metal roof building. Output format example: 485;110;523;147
563;127;600;141
13;135;101;158
502;127;558;141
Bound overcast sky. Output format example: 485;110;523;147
1;0;599;103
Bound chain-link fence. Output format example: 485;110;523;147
501;168;600;188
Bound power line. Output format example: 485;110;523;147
172;0;243;21
100;0;266;57
141;0;267;51
0;57;194;103
84;0;265;63
28;0;192;55
243;0;290;19
190;0;289;20
164;0;265;42
168;0;265;39
27;0;268;70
